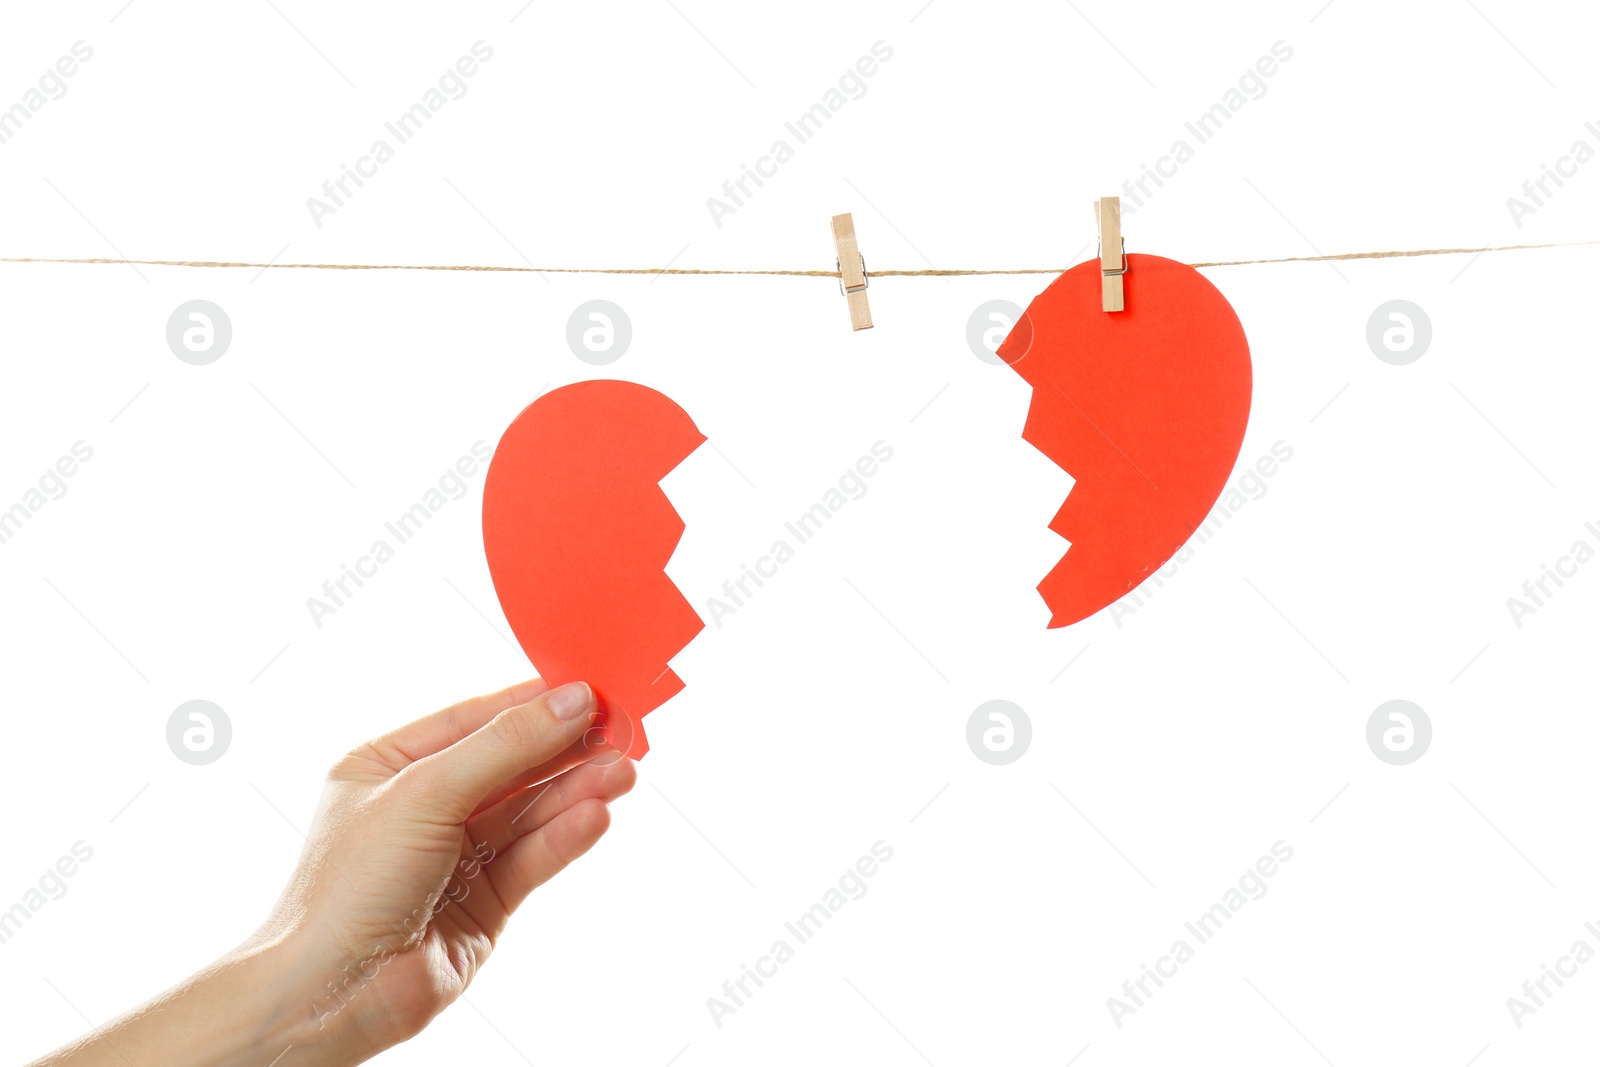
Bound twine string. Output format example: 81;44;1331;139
0;238;1596;277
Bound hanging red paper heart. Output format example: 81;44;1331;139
482;380;706;759
997;254;1252;627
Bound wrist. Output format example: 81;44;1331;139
226;933;393;1067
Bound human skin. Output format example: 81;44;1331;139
27;678;634;1067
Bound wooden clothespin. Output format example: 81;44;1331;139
831;213;873;331
1095;196;1126;312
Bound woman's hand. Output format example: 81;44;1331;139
30;678;636;1067
264;676;635;1051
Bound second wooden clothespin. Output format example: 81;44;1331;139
831;213;873;331
1095;196;1126;313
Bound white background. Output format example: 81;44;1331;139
2;1;1599;1064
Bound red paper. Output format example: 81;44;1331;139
482;380;706;759
997;254;1252;627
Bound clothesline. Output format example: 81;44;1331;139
1;238;1597;277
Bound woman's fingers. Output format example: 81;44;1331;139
468;728;621;818
485;798;613;915
366;678;550;765
469;756;637;857
400;681;597;820
450;759;634;939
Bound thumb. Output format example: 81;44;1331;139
401;681;599;820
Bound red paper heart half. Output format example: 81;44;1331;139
482;380;707;759
997;254;1253;627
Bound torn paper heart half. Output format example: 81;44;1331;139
483;380;707;758
997;254;1253;627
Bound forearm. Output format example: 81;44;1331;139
27;937;382;1067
